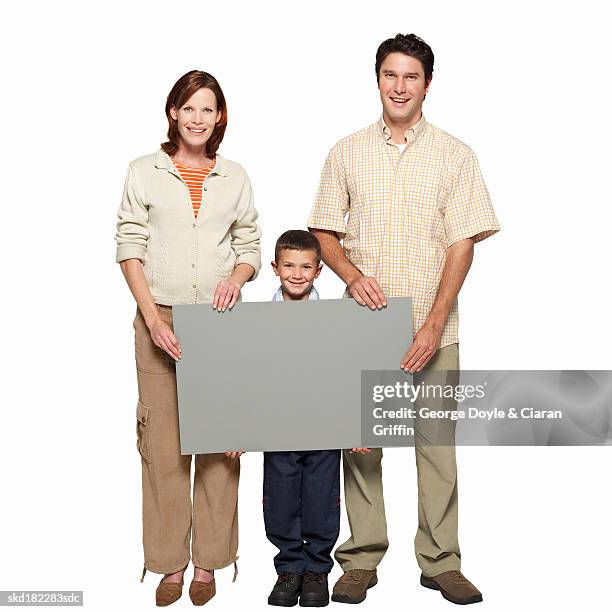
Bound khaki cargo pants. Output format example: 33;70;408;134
134;305;240;576
335;343;461;577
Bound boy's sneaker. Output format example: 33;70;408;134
299;571;329;607
268;572;302;607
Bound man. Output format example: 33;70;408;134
308;33;500;606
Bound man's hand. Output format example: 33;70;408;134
400;321;442;373
400;239;474;372
225;450;244;459
212;278;241;312
349;447;371;454
348;275;387;310
309;229;386;310
149;318;182;361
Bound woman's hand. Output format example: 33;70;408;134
349;447;371;454
149;317;182;361
225;450;244;459
212;278;241;312
212;263;255;312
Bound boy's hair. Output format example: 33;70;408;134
274;230;321;263
375;33;434;84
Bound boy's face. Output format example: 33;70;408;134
272;248;322;300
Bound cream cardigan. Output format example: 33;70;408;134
115;149;261;304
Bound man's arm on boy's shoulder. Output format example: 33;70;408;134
308;228;386;310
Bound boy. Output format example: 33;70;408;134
264;230;340;607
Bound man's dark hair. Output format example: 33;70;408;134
274;230;321;263
375;33;434;83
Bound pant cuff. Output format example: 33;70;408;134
337;560;381;571
144;558;190;575
275;565;304;575
303;566;332;574
420;559;461;578
192;555;239;571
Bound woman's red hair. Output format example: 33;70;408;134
161;70;228;157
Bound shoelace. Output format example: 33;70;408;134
303;571;324;584
341;569;365;584
447;571;470;585
278;572;300;585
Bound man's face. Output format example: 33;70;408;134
272;248;322;300
378;52;430;127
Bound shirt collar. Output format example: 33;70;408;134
154;149;229;177
272;285;319;302
379;112;428;148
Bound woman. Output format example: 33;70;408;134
115;70;261;607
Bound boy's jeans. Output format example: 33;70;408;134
263;450;340;574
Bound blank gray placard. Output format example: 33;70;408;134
173;297;412;453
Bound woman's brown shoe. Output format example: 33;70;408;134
156;575;184;607
189;578;216;606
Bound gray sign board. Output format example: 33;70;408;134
173;297;413;453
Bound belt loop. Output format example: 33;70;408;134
140;565;147;583
232;560;238;583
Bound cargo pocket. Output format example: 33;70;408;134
136;400;152;464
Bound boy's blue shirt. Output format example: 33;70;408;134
271;285;320;302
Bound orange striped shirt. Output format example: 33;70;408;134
172;157;216;218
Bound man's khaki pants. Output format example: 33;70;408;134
134;305;240;575
335;343;461;577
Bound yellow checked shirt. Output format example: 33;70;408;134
308;114;500;348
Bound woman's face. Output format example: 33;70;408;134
170;87;221;151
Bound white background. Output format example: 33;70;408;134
2;1;611;610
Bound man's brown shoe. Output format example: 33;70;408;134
420;571;482;605
331;569;378;604
155;576;184;607
189;578;216;606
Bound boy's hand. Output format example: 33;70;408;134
225;450;244;459
349;447;371;454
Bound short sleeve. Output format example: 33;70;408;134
308;145;350;239
444;148;500;247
